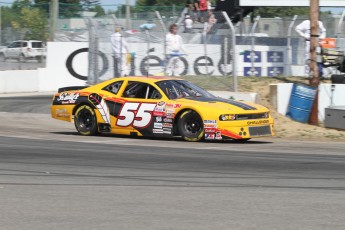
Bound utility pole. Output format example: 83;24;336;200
126;0;130;30
0;6;2;45
309;0;319;126
50;0;58;41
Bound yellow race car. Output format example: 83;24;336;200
51;76;274;142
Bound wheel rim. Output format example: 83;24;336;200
184;115;202;135
77;109;94;131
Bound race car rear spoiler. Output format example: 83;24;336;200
58;86;88;93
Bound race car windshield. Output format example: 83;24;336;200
156;80;214;100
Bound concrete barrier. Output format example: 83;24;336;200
0;70;39;93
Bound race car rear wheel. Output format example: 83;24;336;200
74;105;98;136
178;110;204;142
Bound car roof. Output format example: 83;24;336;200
115;76;182;83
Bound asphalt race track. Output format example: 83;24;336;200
1;95;345;230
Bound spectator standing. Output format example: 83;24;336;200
198;0;208;23
184;15;193;33
295;20;326;76
110;27;130;77
166;24;187;76
207;12;217;33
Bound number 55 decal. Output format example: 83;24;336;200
116;102;157;128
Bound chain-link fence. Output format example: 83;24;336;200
237;13;345;78
86;10;237;91
2;1;345;82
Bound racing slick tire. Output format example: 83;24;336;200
74;105;98;136
178;110;204;142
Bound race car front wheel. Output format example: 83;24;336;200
74;105;98;136
178;110;204;142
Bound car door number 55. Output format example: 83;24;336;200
116;102;157;128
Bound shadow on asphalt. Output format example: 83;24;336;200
50;131;273;145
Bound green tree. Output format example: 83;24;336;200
255;7;310;18
90;5;106;17
81;0;101;10
12;6;49;40
34;0;82;18
1;6;20;28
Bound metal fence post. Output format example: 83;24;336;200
222;11;238;92
94;36;99;84
249;16;260;77
224;37;228;78
337;10;345;39
155;11;167;75
111;14;120;27
285;15;298;76
86;17;96;85
145;29;151;76
203;22;208;75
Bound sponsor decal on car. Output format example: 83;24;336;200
204;120;217;128
153;129;163;134
153;111;166;117
89;93;111;124
154;123;163;129
205;133;215;140
165;103;182;109
215;131;222;140
55;108;70;118
204;124;217;128
162;123;173;128
156;116;162;122
247;120;269;125
157;101;165;107
165;113;175;119
205;128;217;133
57;92;79;104
153;102;166;117
166;108;175;114
163;118;173;123
163;128;172;134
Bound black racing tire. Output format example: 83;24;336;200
178;110;204;142
74;105;98;136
